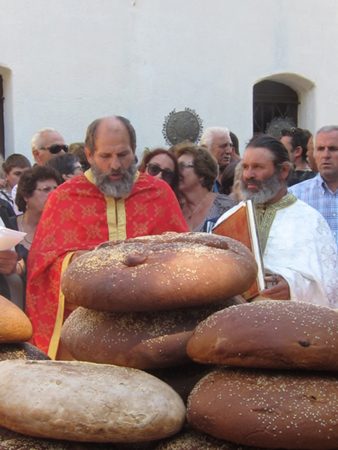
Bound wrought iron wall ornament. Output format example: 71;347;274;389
265;116;296;139
162;108;203;146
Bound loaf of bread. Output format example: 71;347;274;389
0;360;185;443
187;300;338;371
61;297;242;369
0;295;32;343
0;342;49;361
61;232;257;311
187;367;338;449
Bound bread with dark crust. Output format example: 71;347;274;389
187;301;338;371
60;297;242;369
187;367;338;449
61;232;257;312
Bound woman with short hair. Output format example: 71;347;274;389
173;142;235;231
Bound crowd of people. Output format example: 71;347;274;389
0;116;336;357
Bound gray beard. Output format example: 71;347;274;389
239;172;283;204
91;162;137;197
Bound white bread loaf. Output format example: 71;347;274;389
0;360;185;443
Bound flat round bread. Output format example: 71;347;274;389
61;232;257;312
187;367;338;449
187;300;338;371
0;360;185;443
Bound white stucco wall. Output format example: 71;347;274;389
0;0;338;160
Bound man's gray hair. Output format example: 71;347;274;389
200;127;231;148
31;128;59;150
316;125;338;135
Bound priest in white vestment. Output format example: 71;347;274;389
239;135;337;309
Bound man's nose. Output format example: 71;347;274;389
321;147;332;158
243;167;255;179
109;156;121;170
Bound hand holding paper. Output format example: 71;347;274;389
0;227;26;251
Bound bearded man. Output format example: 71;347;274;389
26;116;188;357
239;134;337;308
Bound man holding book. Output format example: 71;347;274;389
238;135;337;308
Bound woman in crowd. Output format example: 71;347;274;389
173;142;235;231
15;166;62;265
138;147;179;195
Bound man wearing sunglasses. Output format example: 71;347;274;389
31;128;68;166
26;115;188;358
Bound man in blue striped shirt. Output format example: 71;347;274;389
289;125;338;247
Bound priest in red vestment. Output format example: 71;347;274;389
26;116;188;357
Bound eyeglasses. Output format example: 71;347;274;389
35;185;58;194
146;163;175;183
178;162;194;170
40;144;68;154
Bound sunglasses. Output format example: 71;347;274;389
146;163;175;183
40;144;69;154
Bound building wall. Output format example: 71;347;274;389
0;0;337;160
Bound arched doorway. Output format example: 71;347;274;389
253;80;299;136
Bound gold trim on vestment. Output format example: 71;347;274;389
255;193;297;253
48;251;75;360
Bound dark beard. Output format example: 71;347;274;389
91;162;137;197
239;172;283;204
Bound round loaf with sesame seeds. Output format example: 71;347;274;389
187;367;338;449
61;232;257;312
186;300;338;371
60;297;243;369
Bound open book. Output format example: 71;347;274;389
212;200;265;300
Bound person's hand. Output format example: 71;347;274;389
261;274;290;300
0;250;18;275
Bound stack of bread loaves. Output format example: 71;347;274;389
0;293;185;447
185;301;338;450
60;232;257;370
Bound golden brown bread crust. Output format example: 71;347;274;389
187;300;338;371
0;342;49;361
61;232;257;312
0;360;185;443
187;368;338;449
60;297;242;369
0;295;32;343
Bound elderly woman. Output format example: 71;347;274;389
173;142;235;231
138;147;179;195
15;166;62;260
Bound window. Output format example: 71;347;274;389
253;80;299;135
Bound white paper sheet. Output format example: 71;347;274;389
0;227;26;251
